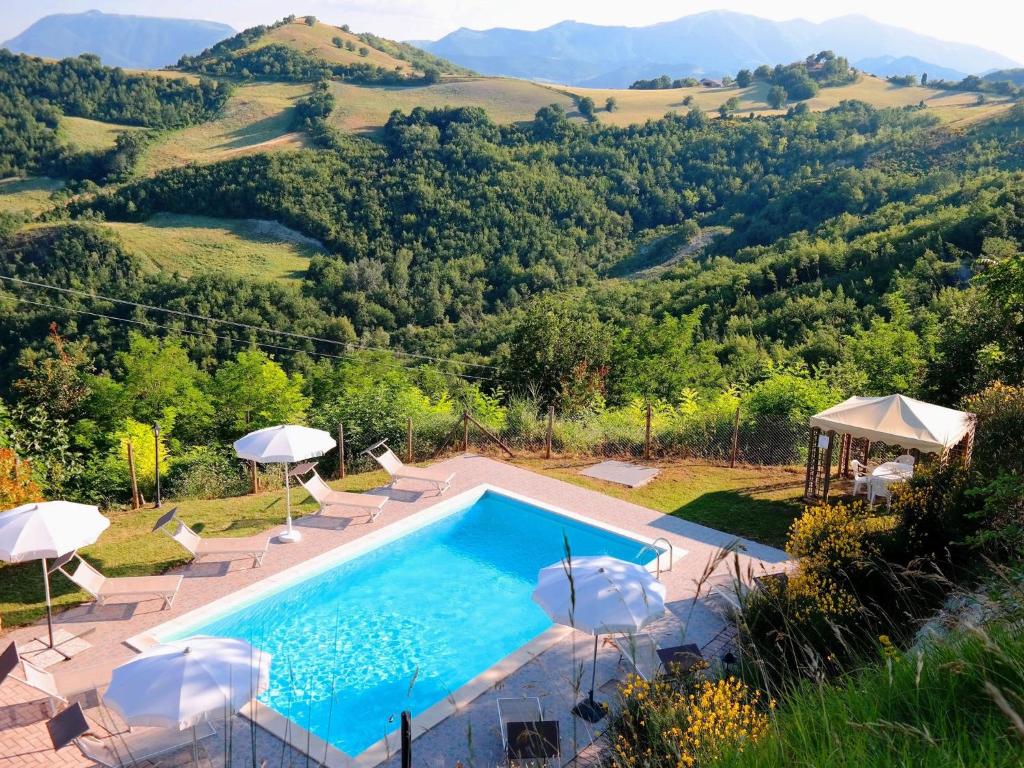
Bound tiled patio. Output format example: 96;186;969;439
0;455;788;767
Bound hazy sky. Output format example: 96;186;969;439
2;1;1022;63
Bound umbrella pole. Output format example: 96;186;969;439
589;633;598;702
571;633;605;722
278;462;301;543
192;723;199;766
42;557;54;648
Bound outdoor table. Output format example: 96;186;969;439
657;643;702;673
869;461;913;501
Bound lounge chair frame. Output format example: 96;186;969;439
298;467;386;521
153;507;268;568
497;697;561;766
364;439;454;493
54;551;182;610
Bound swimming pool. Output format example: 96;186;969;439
159;488;658;757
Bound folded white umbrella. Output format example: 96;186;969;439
104;636;272;730
0;501;110;650
532;555;666;721
233;424;336;543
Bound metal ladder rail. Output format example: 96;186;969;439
638;537;674;578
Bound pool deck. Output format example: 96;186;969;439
0;454;788;767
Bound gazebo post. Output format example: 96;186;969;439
821;430;836;501
804;427;820;501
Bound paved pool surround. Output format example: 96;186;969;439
0;454;788;767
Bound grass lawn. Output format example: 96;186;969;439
515;457;805;549
0;177;63;217
328;78;576;134
256;19;414;73
103;213;323;283
140;82;310;174
0;470;390;630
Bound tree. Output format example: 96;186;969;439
332;36;344;48
14;324;91;421
578;96;596;120
358;46;370;57
605;97;617;112
0;449;42;507
304;15;317;26
718;96;740;118
767;85;788;109
209;349;311;437
921;72;928;86
736;69;753;88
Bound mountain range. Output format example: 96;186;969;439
1;10;234;69
417;11;1020;87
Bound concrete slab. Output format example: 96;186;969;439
580;460;660;488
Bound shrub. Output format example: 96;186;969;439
963;382;1024;477
165;446;250;500
0;448;42;506
610;674;772;767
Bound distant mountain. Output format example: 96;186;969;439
855;56;967;83
419;11;1019;88
2;10;235;70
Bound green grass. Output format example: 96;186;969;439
0;470;390;629
140;82;310;174
58;115;140;152
0;177;63;216
255;19;415;73
713;618;1024;768
103;213;323;283
328;78;576;134
515;457;805;548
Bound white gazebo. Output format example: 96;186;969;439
804;394;976;500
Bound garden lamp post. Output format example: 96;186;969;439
152;422;162;508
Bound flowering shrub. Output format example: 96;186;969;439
611;675;772;767
786;500;873;572
0;448;42;506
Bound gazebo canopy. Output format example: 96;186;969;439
809;394;974;454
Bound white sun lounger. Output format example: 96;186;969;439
47;702;215;767
365;440;454;493
55;552;182;610
497;697;560;766
153;507;269;568
614;633;662;681
298;468;386;521
0;642;110;717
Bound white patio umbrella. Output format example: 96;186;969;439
103;635;271;764
233;424;336;543
532;555;666;722
0;501;110;652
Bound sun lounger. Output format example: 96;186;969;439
152;507;269;568
298;468;387;521
365;440;454;493
614;633;662;681
54;552;182;610
497;697;561;766
0;641;110;717
47;702;215;767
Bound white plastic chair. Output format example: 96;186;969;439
895;454;917;467
850;460;870;497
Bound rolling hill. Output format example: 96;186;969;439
419;11;1019;87
1;10;234;69
855;56;967;82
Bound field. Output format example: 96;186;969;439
561;74;1011;127
140;82;311;173
254;18;414;73
58;115;140;152
328;78;574;133
0;177;63;216
102;214;323;282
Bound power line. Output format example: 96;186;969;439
10;295;505;384
0;275;500;372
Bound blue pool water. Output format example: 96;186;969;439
168;490;655;755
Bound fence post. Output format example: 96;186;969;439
407;417;413;463
729;405;741;468
463;411;469;452
546;405;554;459
127;440;141;509
337;422;346;480
644;403;653;460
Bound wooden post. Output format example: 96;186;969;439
463;411;470;453
644;402;653;460
729;405;741;468
250;460;259;494
465;412;514;458
546;405;554;459
127;440;141;510
400;711;412;768
821;430;836;501
337;422;346;480
803;427;819;501
407;417;414;463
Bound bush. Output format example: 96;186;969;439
963;382;1024;477
165;446;250;500
609;674;772;767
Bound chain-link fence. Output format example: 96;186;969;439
320;404;812;478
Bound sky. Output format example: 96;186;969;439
2;1;1022;63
